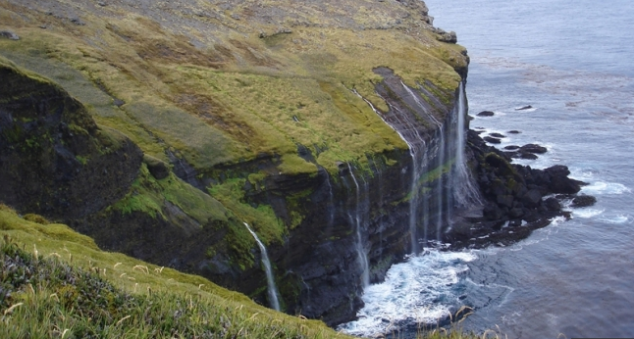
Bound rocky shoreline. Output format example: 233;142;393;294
441;128;596;250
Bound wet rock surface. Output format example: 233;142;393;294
444;130;593;249
477;110;495;117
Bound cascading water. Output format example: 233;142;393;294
352;89;427;254
347;163;370;288
452;82;482;207
340;80;485;336
243;222;281;311
435;127;447;241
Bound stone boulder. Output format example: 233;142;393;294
572;195;597;208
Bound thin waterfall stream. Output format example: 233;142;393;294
339;81;484;336
243;222;281;311
347;163;370;288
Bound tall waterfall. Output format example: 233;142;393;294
243;222;281;311
347;163;370;288
451;82;482;207
435;126;447;242
352;89;427;254
354;80;480;253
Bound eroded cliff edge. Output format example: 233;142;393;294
1;0;476;325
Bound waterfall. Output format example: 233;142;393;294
347;163;370;288
351;81;480;252
243;222;281;311
452;81;482;207
352;89;426;254
435;127;447;242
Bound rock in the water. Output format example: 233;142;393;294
477;110;495;117
489;132;506;138
0;31;19;40
544;165;582;194
520;143;547;154
504;145;520;150
544;197;561;211
483;136;502;144
517;152;538;160
516;105;533;111
571;195;597;208
508;130;521;134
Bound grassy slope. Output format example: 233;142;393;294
0;2;493;336
0;0;468;251
0;0;466;175
0;204;350;338
0;204;492;338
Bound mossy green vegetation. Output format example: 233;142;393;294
0;204;353;338
0;204;486;338
0;0;464;176
208;179;285;246
113;164;228;224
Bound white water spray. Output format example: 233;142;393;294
352;89;427;254
243;222;281;311
452;81;482;207
347;163;370;288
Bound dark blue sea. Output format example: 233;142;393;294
340;0;634;338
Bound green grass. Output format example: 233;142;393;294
208;179;286;246
0;204;353;338
0;1;465;175
0;205;495;338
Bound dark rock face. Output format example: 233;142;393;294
572;195;597;207
483;136;502;144
520;143;547;154
0;62;142;220
445;130;587;249
0;58;592;329
144;154;169;180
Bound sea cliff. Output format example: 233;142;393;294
0;0;585;327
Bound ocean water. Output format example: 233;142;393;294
340;0;634;338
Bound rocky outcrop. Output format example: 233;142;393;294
0;58;142;220
0;0;590;330
444;130;591;249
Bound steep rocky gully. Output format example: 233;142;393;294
0;0;589;327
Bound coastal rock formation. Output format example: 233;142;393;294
444;130;591;249
0;0;590;327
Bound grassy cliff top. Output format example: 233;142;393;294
0;0;467;175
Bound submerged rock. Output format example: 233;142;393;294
571;195;597;207
520;143;547;154
483;136;502;144
477;110;495;117
447;130;590;249
489;132;506;138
